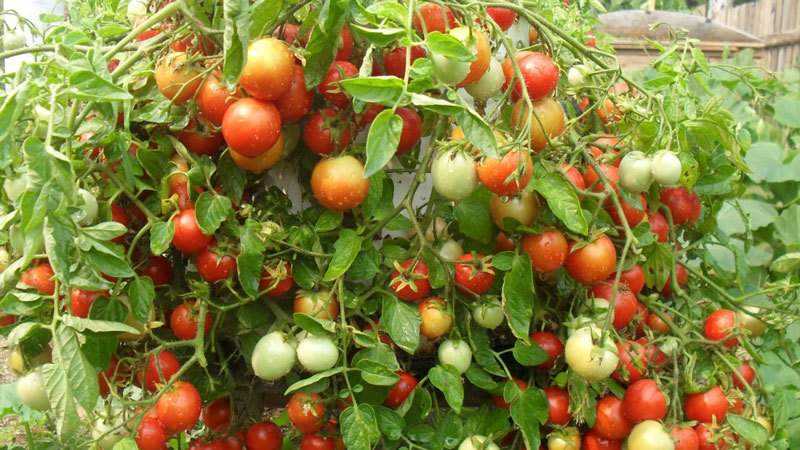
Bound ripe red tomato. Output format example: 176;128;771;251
491;378;527;409
111;203;130;244
303;108;353;155
612;340;648;384
583;163;619;193
389;259;432;302
671;425;700;450
222;435;245;450
335;26;354;60
660;187;702;226
544;386;570;425
178;119;224;156
240;37;294;101
530;331;563;369
486;7;518;30
454;253;496;295
704;309;737;347
695;423;731;450
197;73;238;126
622;379;667;423
142;350;180;392
203;397;232;432
170;33;216;55
276;65;313;123
661;263;688;297
245;421;283;450
69;288;107;318
358;103;385;128
591;283;639;329
607;194;647;227
385;371;418;408
21;263;56;295
561;163;586;190
592;395;632;440
413;3;457;34
616;264;645;295
648;211;669;242
274;23;305;46
260;260;294;298
287;392;325;434
222;98;282;157
495;232;515;252
301;434;336;450
136;417;168;450
733;363;755;390
521;230;568;273
156;380;202;433
396;107;423;154
0;314;16;327
98;356;119;397
172;208;212;255
513;52;559;101
383;46;426;78
565;234;617;285
476;150;533;196
501;51;533;91
645;312;670;334
319;61;358;108
195;246;236;282
170;302;212;340
582;431;622;450
140;255;173;286
310;156;370;211
684;386;729;424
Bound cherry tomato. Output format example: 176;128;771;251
301;434;336;450
287;392;325;434
303;108;353;155
230;133;284;174
733;363;755;390
521;230;568;273
684;386;728;424
476;150;533;196
413;3;457;34
622;379;667;423
661;264;688;297
21;262;55;295
582;431;622;450
648;211;669;242
495;232;515;252
530;331;564;369
154;52;202;104
612;340;648;384
383;46;426;78
396;107;423;154
486;7;518;30
645;312;670;334
178;119;223;156
385;371;418;408
616;264;645;295
170;301;212;340
513;52;559;101
492;378;527;409
172;208;212;254
660;187;702;226
245;421;283;450
310;156;370;211
670;425;700;450
704;309;737;347
276;65;313;123
203;397;232;433
695;423;731;450
510;97;566;152
294;289;339;320
140;255;173;286
452;27;490;86
419;297;453;339
197;72;238;126
319;61;358;108
561;163;586;190
390;259;431;302
592;395;632;440
544;386;571;425
260;260;294;298
136;417;168;450
97;356;119;397
454;253;496;295
591;282;639;329
156;380;202;433
141;350;180;392
274;23;305;46
335;26;353;60
358;103;385;127
111;203;130;243
607;194;647;227
170;33;216;55
582;163;619;193
69;288;107;318
565;234;617;285
240;37;294;101
222;98;282;157
195;245;236;282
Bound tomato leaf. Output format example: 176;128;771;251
728;414;769;445
455;187;494;244
111;438;138;450
43;214;75;287
340;76;404;106
454;107;498;157
532;170;589;236
284;367;345;395
323;229;363;281
293;313;336;336
195;192;233;235
502;253;534;343
510;388;548;450
315;210;343;232
364;109;403;177
222;0;251;85
85;249;134;278
429;365;464;413
217;154;246;205
374;405;406;441
349;24;405;46
380;295;421;354
61;316;139;334
81;222;127;241
249;0;283;37
149;220;174;255
340;404;381;450
303;0;349;89
425;32;474;62
68;70;132;101
512;340;549;366
127;276;154;323
356;359;401;386
465;365;500;391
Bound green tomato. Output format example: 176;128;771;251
431;53;471;86
17;370;49;411
296;333;339;373
472;300;504;329
73;188;99;225
737;306;766;337
438;339;472;374
92;416;127;450
459;435;499;450
465;58;504;101
651;150;682;186
251;331;297;380
619;151;653;193
626;420;674;450
438;239;463;261
564;326;618;381
547;427;580;450
431;150;478;201
1;30;26;52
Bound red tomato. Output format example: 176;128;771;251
648;211;669;242
565;234;617;285
301;434;336;450
111;202;130;244
645;312;670;334
583;431;622;450
319;61;358;108
222;98;282;157
671;425;700;450
287;392;325;434
98;356;119;397
695;423;731;450
195;246;236;282
170;33;216;55
622;379;667;423
140;255;173;286
492;378;527;409
486;7;518;30
383;46;426;78
583;163;619;193
0;314;16;327
142;350;180;392
513;52;559;101
495;232;515;252
660;187;702;226
612;340;648;384
501;51;533;92
245;421;283;450
203;397;232;433
396;107;423;154
733;363;755;390
358;104;385;128
136;417;168;450
454;253;496;295
178;119;224;156
197;73;238;126
276;65;313;123
616;264;645;295
389;259;432;302
530;331;563;369
136;28;162;42
591;282;639;329
260;260;294;298
172;208;212;255
21;263;56;295
155;52;202;104
240;37;294;101
413;3;457;34
222;435;245;450
561;163;586;190
294;290;339;321
69;289;107;318
684;386;728;424
592;395;632;440
385;371;418;408
156;381;202;433
476;150;534;196
641;338;668;367
544;386;570;425
607;194;647;227
457;29;491;86
704;309;737;347
310;156;370;211
335;26;354;60
521;230;569;273
274;23;305;46
661;264;688;297
303;108;353;155
170;302;212;340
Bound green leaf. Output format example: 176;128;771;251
249;0;283;37
364;109;403;177
340;76;404;105
426;32;473;62
512;339;549;366
217;154;246;205
323;229;363;281
149;220;174;255
727;414;769;446
315;210;343;232
770;252;800;273
284;367;345;394
716;199;778;236
502;254;534;342
356;359;401;386
533;171;588;235
380;295;421;354
340;404;381;450
374;405;405;441
454;108;497;157
773;96;800;128
744;142;800;183
68;71;132;101
410;93;463;115
349;24;405;46
303;0;349;89
195;192;233;235
127;276;154;323
293;313;336;336
775;205;800;249
465;365;499;391
238;219;267;297
222;0;251;84
43;214;75;287
61;316;139;334
86;249;134;278
429;365;464;413
454;188;493;244
112;438;139;450
510;388;548;450
82;222;127;241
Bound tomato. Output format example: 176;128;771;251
660;187;702;226
492;378;527;409
501;51;533;92
459;436;499;450
651;150;682;186
583;163;619;193
661;264;688;297
390;259;432;302
222;98;282;157
222;435;245;450
197;73;238;126
385;371;418;408
648;211;669;242
565;234;617;285
230;133;284;174
172;208;212;255
245;422;283;450
513;52;559;101
141;350;180;391
203;397;232;432
287;392;325;434
413;3;457;34
383;46;426;79
490;191;539;230
486;7;518;30
93;414;127;449
437;339;472;374
561;163;586;190
419;297;453;339
495;232;515;252
300;434;335;450
276;65;313;123
465;58;505;102
303;108;353;155
311;155;370;211
476;150;533;196
736;306;766;337
439;239;464;261
626;421;673;450
0;314;16;329
531;331;564;369
583;431;622;450
612;340;648;384
319;61;358;108
297;334;339;373
251;331;297;380
156;380;202;433
670;425;700;450
195;246;236;282
732;363;755;389
645;312;671;334
16;370;49;410
618;151;653;194
431;149;478;201
547;427;581;450
260;260;294;298
592;283;639;330
74;189;99;225
170;301;212;340
177;119;223;156
171;33;216;55
358;103;385;128
140;255;172;286
454;253;496;295
565;326;618;381
335;26;354;60
684;386;728;423
155;52;202;104
472;299;504;329
453;27;490;86
521;230;568;273
136;418;168;450
240;38;294;101
511;98;566;152
542;386;570;425
592;395;631;440
274;23;305;45
295;289;339;320
694;423;731;450
704;309;737;347
69;288;106;318
21;262;55;295
615;264;645;295
608;193;648;227
622;379;667;423
395;107;423;154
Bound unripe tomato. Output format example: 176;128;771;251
438;239;464;261
319;61;358;108
684;386;728;424
548;427;581;450
246;421;283;450
511;98;566;152
704;309;737;347
513;52;559;101
622;379;667;423
74;188;99;225
396;107;423;154
465;58;505;101
287;392;325;434
431;51;471;86
240;38;294;101
452;27;490;86
612;340;648;384
195;246;236;282
203;397;232;433
472;299;504;329
454;253;496;295
565;326;618;381
21;262;56;295
136;417;168;450
438;339;472;373
591;283;639;329
156;381;202;433
385;371;418;408
419;297;453;339
142;350;180;392
230;133;284;174
476;150;533;196
490;191;540;231
660;187;701;226
531;331;564;369
670;425;699;450
390;259;432;302
16;370;49;410
583;431;622;450
431;149;478;201
459;435;500;450
626;421;673;450
651;150;682;186
521;230;569;273
732;363;755;390
736;306;766;337
297;334;339;373
648;211;669;242
303;108;353;155
486;7;518;30
294;289;339;320
222;98;282;157
618;151;653;193
197;73;238;126
170;301;212;340
565;234;617;285
252;331;296;380
413;3;457;34
260;260;294;298
69;288;107;318
155;52;202;104
276;64;313;123
593;395;632;440
544;386;571;425
529;24;539;43
310;156;369;211
383;46;426;78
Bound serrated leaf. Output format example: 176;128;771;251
533;171;588;235
150;220;174;255
429;365;464;413
323;229;362;281
380;295;420;354
364;109;403;177
502;254;534;342
128;276;154;323
195;192;233;235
